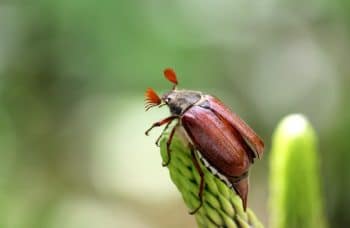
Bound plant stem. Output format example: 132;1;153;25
160;129;263;228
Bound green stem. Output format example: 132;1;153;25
159;129;263;228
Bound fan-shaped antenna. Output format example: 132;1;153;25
144;88;161;111
163;68;178;89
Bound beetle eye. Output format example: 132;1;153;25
165;97;171;103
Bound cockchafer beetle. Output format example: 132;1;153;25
145;68;264;214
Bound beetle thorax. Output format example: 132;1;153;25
163;90;202;115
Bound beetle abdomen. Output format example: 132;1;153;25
196;144;250;210
181;106;250;177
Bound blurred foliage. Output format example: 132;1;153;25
0;0;350;227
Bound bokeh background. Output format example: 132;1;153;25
1;1;349;227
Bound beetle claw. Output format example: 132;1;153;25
145;128;152;136
162;161;169;167
155;137;162;146
162;157;171;167
189;200;203;215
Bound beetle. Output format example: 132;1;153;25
145;68;264;214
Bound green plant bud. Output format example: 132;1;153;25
269;114;327;228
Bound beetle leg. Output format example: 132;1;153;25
189;148;205;215
162;125;177;167
155;121;172;147
145;116;177;136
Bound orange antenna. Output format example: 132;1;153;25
144;88;161;111
163;68;178;89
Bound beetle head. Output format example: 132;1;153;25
162;90;201;115
144;68;201;115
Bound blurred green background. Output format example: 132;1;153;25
0;1;349;227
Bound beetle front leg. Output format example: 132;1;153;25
155;121;172;147
162;125;177;167
145;116;177;136
189;148;205;215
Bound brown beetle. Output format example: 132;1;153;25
145;68;264;213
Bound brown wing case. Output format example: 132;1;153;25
206;95;264;159
181;106;251;177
